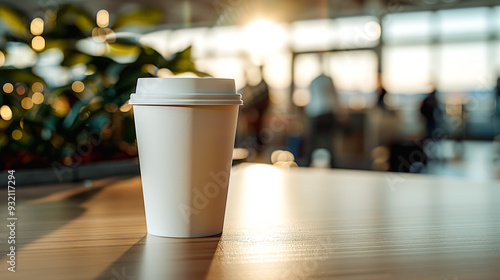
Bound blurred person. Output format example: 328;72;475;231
366;72;392;164
376;86;388;111
240;65;270;151
495;77;500;99
419;88;442;140
304;67;340;168
376;71;388;112
495;77;500;135
491;77;500;164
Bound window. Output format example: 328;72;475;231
383;12;433;44
382;45;432;94
438;42;491;92
438;7;490;41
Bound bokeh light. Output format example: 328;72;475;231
104;103;118;113
32;82;43;92
30;18;44;35
85;65;96;75
233;148;250;160
364;21;381;41
3;83;14;93
0;105;13;121
371;145;390;171
12;129;22;140
63;156;73;166
32;36;45;51
78;111;90;121
273;161;298;167
292;89;311;107
21;97;34;110
32;92;44;104
142;64;157;75
15;83;26;95
104;28;116;43
271;150;295;166
119;101;132;112
157;68;173;77
0;51;4;67
92;27;107;42
311;148;331;168
72;81;85;93
50;133;64;146
370;146;390;161
97;10;109;28
242;19;287;64
51;97;70;116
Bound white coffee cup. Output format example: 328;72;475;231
130;77;242;238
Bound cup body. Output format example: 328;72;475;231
130;78;241;238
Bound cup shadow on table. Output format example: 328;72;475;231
97;234;221;280
9;179;115;252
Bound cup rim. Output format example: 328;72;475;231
130;77;243;105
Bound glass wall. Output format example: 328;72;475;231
3;3;499;173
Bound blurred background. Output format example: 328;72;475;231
2;0;500;184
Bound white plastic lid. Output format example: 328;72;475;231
129;77;243;105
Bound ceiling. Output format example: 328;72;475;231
2;0;500;30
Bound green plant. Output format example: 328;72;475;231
0;3;203;170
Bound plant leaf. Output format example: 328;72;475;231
111;8;162;30
0;5;29;39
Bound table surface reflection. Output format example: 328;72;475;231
1;163;499;280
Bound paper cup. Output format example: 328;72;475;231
130;78;242;238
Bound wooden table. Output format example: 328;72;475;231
1;163;499;279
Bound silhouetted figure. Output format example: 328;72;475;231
496;77;500;98
376;72;388;111
305;73;338;167
420;89;439;139
377;87;387;111
495;77;500;116
241;65;270;150
495;77;500;135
